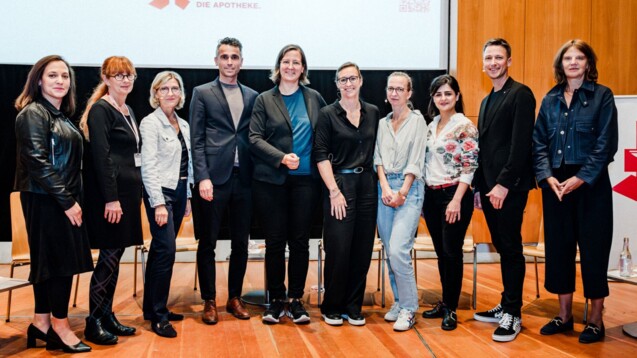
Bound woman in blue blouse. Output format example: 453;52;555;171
249;44;327;324
533;39;618;344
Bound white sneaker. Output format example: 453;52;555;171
384;302;401;322
393;309;416;331
492;313;522;342
322;313;343;326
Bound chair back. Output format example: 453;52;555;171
140;201;153;244
177;213;195;240
10;192;30;262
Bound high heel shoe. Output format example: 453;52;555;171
27;324;48;348
46;327;92;353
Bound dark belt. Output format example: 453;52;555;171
334;167;368;174
427;183;457;190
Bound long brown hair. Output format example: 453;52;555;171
79;56;136;139
15;55;77;115
553;39;598;85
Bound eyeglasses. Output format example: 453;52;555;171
281;60;302;68
387;86;406;94
158;86;182;95
110;73;137;81
336;76;360;85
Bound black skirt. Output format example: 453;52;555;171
21;192;94;284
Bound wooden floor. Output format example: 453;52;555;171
1;260;636;357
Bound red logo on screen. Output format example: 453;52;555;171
149;0;190;9
613;122;637;201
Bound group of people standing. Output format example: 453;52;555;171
13;35;617;353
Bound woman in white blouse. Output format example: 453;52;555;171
374;72;427;331
421;74;479;331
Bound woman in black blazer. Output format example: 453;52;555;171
79;56;143;345
249;44;327;324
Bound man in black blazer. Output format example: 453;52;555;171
472;38;536;343
190;37;258;324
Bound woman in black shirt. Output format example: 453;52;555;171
314;62;380;326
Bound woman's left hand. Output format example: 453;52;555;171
445;199;461;223
559;176;584;197
388;192;406;208
154;205;168;227
184;199;192;217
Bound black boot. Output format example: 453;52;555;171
84;316;118;345
102;312;136;336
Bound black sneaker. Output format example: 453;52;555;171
492;313;522;342
474;304;503;323
579;323;605;343
441;308;457;331
287;299;310;324
322;313;343;326
262;299;286;324
540;316;573;335
152;320;177;338
343;312;366;326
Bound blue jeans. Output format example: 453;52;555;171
377;174;424;312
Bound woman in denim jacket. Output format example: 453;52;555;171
533;40;618;344
140;71;193;338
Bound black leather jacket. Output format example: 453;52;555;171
14;98;83;210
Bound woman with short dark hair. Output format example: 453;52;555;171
250;44;327;324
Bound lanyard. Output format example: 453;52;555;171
106;95;140;152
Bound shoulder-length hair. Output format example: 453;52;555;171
149;71;186;110
79;56;136;139
15;55;77;115
269;44;310;85
553;39;598;85
427;74;464;119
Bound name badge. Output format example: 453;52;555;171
134;153;142;167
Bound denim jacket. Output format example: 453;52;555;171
140;107;193;207
533;81;618;186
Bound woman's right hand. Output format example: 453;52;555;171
104;200;123;224
65;202;83;227
281;153;300;170
381;185;394;207
154;205;168;227
330;191;348;220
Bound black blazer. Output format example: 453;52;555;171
249;85;327;185
474;77;537;192
190;78;258;186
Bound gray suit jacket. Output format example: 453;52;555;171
249;85;327;185
190;77;258;186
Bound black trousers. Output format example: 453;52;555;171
193;172;250;300
253;175;320;300
89;247;125;318
480;189;528;317
423;185;474;311
142;180;188;323
542;165;613;299
320;171;378;316
33;276;73;318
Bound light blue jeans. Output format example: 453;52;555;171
377;174;424;312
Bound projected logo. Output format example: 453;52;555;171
613;121;637;201
149;0;191;9
399;0;430;12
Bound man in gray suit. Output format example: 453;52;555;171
190;37;258;324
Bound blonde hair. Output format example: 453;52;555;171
79;56;136;139
149;71;186;109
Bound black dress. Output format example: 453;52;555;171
14;99;93;283
83;99;143;249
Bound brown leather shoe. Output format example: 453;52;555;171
226;297;250;320
202;299;218;325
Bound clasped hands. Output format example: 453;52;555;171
547;176;584;201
